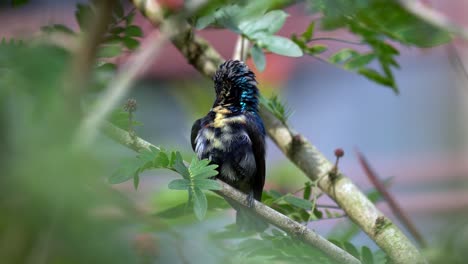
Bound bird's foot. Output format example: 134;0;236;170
246;191;255;208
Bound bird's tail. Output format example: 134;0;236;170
225;197;268;232
235;207;268;232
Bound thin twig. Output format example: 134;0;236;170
355;149;427;248
102;123;360;264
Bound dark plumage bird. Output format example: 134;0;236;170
191;60;267;230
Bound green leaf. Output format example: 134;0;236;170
192;187;207;220
173;152;190;179
122;37;139;50
301;22;315;41
361;246;374;264
306;44;327;55
125;25;143;37
12;0;29;7
189;158;218;179
343;242;360;259
97;44;122;58
154;152;169;168
41;24;75;35
261;35;303;57
303;182;312;200
193;179;222;190
328;48;359;64
125;12;135;25
239;10;288;37
251;44;266;71
133;174;140;189
168;179;191;190
109;159;140;184
110;26;125;35
284;195;312;210
358;68;395;90
344;53;375;70
75;3;93;30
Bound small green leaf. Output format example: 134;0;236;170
133;174;140;190
168;179;191;190
122;37;139;50
328;48;359;64
97;44;122;58
173;152;190;179
75;3;93;30
284;195;312;210
239;10;288;36
192;187;207;220
109;160;140;184
306;44;327;55
154;152;169;168
343;242;360;259
301;22;315;41
193;179;221;190
261;35;303;57
41;24;75;35
303;182;312;200
125;25;143;37
251;44;266;71
358;68;395;90
361;246;374;264
125;12;135;25
344;53;375;70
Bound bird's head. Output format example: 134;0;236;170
212;60;259;112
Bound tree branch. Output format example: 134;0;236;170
102;123;360;264
131;2;425;263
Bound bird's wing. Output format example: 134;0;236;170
244;113;266;201
191;118;202;151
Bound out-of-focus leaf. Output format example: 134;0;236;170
344;53;375;70
97;44;122;58
192;187;207;220
109;159;140;184
284;195;312;210
306;44;327;55
173;152;190;179
122;37;139;50
168;179;191;190
11;0;28;7
251;44;266;71
75;3;93;30
303;182;312;200
328;48;359;64
239;10;288;36
301;21;315;41
193;179;221;190
343;242;360;259
261;35;303;57
361;246;374;264
41;24;75;35
124;25;143;37
358;68;394;91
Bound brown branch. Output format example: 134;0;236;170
130;2;425;263
102;123;360;264
356;149;427;248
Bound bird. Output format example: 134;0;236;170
191;60;267;231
